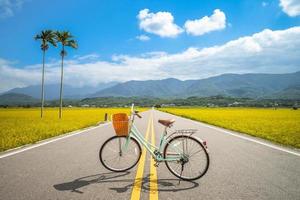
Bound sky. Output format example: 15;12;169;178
0;0;300;92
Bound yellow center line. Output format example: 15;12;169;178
150;112;158;200
130;112;152;200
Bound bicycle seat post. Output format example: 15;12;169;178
164;126;168;136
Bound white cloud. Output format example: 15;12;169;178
280;0;300;17
137;8;183;38
0;0;25;18
184;9;226;36
136;35;150;41
1;26;300;92
74;53;100;61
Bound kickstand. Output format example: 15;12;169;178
178;163;184;185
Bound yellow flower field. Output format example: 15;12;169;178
160;108;300;148
0;108;144;152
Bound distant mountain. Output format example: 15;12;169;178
3;72;300;101
268;85;300;100
185;71;300;98
90;78;196;98
91;71;300;99
0;93;38;106
3;82;118;100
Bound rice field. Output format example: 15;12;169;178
160;108;300;148
0;108;145;152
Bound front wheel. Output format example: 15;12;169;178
99;136;141;172
164;135;209;180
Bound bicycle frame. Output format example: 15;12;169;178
125;120;184;162
101;105;210;180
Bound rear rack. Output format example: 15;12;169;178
174;129;198;134
166;129;198;141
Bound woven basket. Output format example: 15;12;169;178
112;113;130;136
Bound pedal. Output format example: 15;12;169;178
154;161;160;167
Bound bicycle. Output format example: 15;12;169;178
99;104;209;181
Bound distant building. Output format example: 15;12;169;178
81;104;90;107
232;101;241;105
228;101;242;107
161;103;176;107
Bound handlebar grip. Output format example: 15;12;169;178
134;110;142;118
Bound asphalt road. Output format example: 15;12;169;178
1;109;300;200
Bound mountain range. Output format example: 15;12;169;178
0;93;39;106
1;71;300;101
3;82;118;100
90;71;300;99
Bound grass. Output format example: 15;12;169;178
0;107;146;152
160;107;300;149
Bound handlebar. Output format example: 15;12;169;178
131;103;142;118
135;111;142;118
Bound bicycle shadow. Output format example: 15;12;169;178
53;172;199;194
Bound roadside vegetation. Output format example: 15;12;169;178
0;108;145;152
160;107;300;148
1;95;299;108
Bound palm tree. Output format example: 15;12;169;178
34;30;57;118
55;31;78;118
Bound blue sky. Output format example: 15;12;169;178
0;0;300;91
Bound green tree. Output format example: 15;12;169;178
55;31;78;118
34;30;57;118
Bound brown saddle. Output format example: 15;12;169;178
158;119;175;127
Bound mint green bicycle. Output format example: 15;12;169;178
99;105;209;181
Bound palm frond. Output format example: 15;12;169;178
34;34;42;40
48;38;57;47
35;29;57;50
67;39;78;49
55;31;78;49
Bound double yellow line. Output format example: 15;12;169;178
149;113;158;200
130;111;158;200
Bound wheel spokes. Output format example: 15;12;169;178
165;136;209;180
100;137;141;171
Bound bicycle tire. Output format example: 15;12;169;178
99;136;142;172
164;135;209;180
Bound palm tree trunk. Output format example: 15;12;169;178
40;50;46;118
59;46;65;119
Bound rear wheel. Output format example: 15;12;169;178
164;135;209;180
99;136;141;172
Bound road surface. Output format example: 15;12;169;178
1;109;300;200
